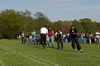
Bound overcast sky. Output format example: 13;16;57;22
0;0;100;22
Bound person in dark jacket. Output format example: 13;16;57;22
70;25;83;52
55;29;63;50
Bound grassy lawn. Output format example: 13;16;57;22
0;40;100;66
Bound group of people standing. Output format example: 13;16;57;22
79;32;100;44
18;30;40;45
17;25;83;52
38;26;63;50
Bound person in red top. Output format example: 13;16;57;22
48;27;55;48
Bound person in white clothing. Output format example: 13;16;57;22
29;34;33;45
96;31;100;44
40;25;48;48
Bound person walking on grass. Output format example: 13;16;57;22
29;34;33;45
21;31;25;44
70;25;83;52
48;27;55;48
35;33;40;45
40;25;48;48
26;32;30;43
32;29;36;45
95;31;100;44
55;29;63;50
18;35;22;43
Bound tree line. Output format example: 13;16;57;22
0;9;100;39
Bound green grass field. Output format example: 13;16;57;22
0;40;100;66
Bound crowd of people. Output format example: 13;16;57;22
17;26;64;50
17;25;100;52
64;32;100;44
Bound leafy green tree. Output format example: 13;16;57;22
33;12;52;32
80;18;96;32
96;23;100;32
0;9;25;38
72;20;85;32
53;21;63;32
0;9;99;39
